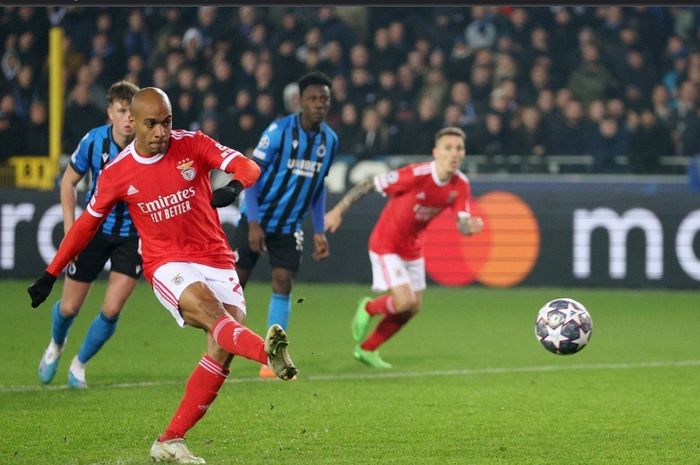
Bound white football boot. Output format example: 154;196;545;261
150;438;205;464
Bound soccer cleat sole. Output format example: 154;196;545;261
264;324;298;381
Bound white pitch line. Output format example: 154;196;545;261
2;359;699;394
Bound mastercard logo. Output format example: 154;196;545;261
424;191;540;287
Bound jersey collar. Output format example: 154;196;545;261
129;140;166;164
431;161;451;186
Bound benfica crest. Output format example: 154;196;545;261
177;159;196;181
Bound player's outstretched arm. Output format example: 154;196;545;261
457;215;484;236
27;211;103;308
325;179;375;233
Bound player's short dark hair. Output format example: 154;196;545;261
435;126;466;144
298;71;332;95
106;80;140;106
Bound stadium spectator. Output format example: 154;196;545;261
324;127;484;368
567;42;618;106
226;109;261;156
587;99;607;125
37;81;141;390
317;7;356;52
547;99;593;155
255;91;279;125
371;27;403;73
473;112;508;157
296;26;324;64
16;31;43;77
618;48;658;110
62;83;105;152
386;20;409;65
151;8;188;59
123;9;151;60
355;106;390;159
123;53;147;87
28;86;298;464
507;106;547;157
446;81;478;129
21;99;49;155
89;32;121;88
319;40;348;78
399;94;443;155
651;84;674;128
469;64;494;114
0;106;23;163
605;97;628;125
232;72;337;379
337;101;363;154
519;62;552;106
271;9;304;48
628;108;673;173
464;6;498;50
9;64;37;122
419;67;450;112
273;39;306;90
1;47;22;86
74;63;107;111
210;58;236;112
590;116;629;173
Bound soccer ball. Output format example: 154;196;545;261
534;298;592;355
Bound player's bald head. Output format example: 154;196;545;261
130;87;171;118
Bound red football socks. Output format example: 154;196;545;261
361;312;414;351
211;315;267;365
365;294;396;316
159;355;229;441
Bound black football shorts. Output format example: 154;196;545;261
233;216;303;273
66;233;143;282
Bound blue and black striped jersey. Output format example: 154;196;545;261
243;113;338;234
69;124;137;238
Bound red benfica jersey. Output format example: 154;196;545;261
47;130;260;283
369;161;471;260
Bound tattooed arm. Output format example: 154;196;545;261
324;179;376;233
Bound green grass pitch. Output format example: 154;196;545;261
1;279;699;464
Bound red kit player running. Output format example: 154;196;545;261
325;127;484;368
28;87;297;464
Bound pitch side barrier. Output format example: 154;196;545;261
1;175;699;288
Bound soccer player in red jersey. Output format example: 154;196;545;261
28;87;297;464
324;127;484;368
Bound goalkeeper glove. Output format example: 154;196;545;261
211;180;244;208
28;271;57;308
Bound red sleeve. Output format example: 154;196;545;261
47;212;103;276
374;165;414;197
194;131;261;188
225;155;261;188
47;168;119;276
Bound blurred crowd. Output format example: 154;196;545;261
2;6;700;174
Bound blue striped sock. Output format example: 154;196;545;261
267;293;291;330
77;311;119;364
51;300;75;345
